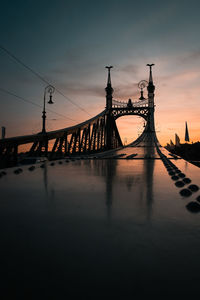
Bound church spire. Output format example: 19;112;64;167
185;121;190;142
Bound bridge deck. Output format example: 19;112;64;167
1;146;200;297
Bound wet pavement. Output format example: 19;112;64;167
1;146;200;298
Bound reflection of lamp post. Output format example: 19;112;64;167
42;85;55;133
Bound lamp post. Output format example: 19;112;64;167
42;85;55;133
138;80;148;100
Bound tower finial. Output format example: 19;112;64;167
146;64;155;83
105;66;113;86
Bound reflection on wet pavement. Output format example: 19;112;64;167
1;145;200;297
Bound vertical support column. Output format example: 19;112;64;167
57;137;64;154
64;133;68;154
29;141;39;155
100;118;104;149
52;138;59;154
86;124;91;152
97;120;101;150
90;123;96;151
72;131;79;153
68;133;75;154
105;114;113;149
80;129;86;152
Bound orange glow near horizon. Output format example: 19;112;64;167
18;114;199;154
9;98;200;152
4;63;200;149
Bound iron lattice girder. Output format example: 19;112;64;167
54;115;107;154
112;106;150;120
0;105;150;157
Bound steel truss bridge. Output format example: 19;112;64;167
0;65;156;166
2;64;200;298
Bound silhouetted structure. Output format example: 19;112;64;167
175;133;180;147
185;121;190;142
0;65;158;167
166;121;200;166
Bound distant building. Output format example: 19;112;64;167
170;139;175;149
185;121;190;142
175;133;180;147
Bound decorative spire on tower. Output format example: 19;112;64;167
105;66;113;110
146;64;155;94
145;64;156;133
106;66;113;85
147;64;154;82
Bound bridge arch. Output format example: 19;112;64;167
115;114;146;145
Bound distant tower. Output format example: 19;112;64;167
175;133;180;146
105;66;113;110
185;121;190;142
170;139;175;149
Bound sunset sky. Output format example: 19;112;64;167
1;0;200;145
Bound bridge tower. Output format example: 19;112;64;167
130;64;159;147
105;66;122;150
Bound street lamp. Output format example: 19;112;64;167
42;85;55;133
138;80;148;100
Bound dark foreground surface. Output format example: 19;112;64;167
1;146;200;299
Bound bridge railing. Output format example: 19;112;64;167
0;107;123;166
0;110;107;146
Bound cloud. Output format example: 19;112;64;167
120;64;139;74
50;45;105;77
114;82;142;99
179;49;200;63
68;84;104;97
59;81;142;100
46;75;141;100
49;80;104;98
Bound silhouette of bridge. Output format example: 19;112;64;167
0;64;157;164
1;64;200;205
2;64;200;297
